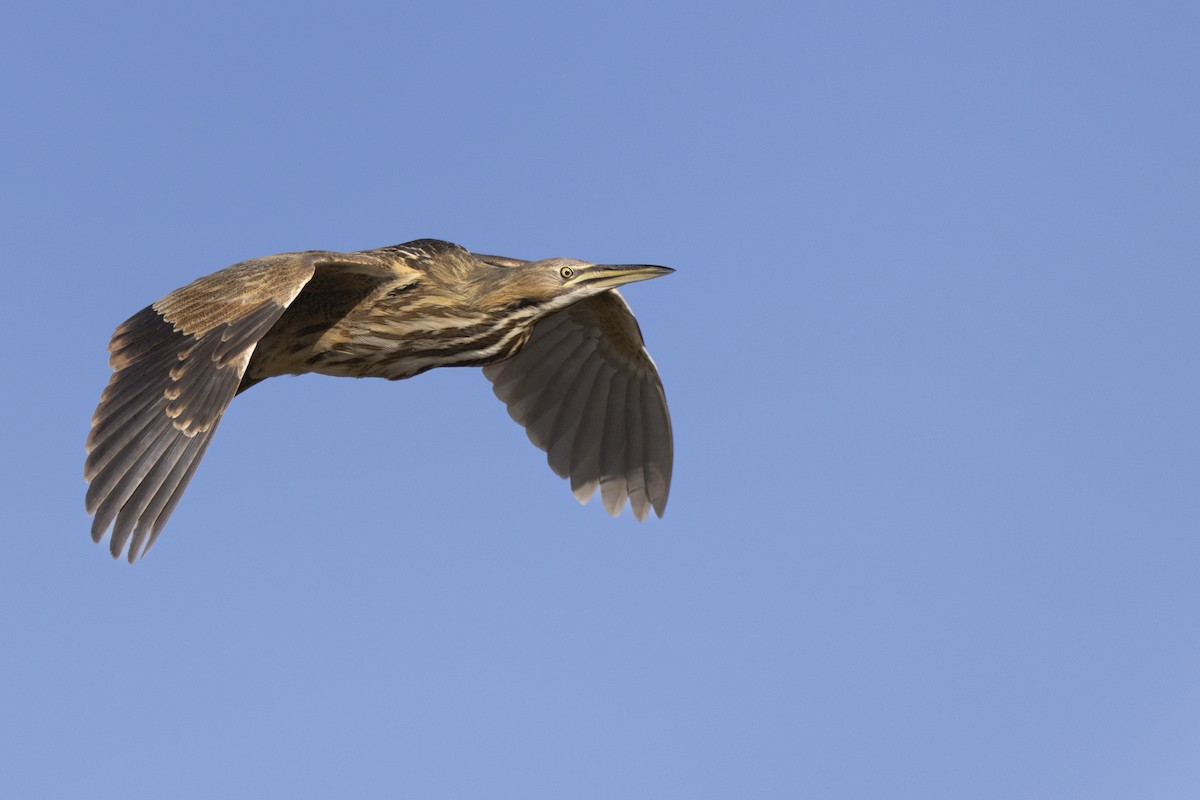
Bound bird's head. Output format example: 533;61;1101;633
472;255;674;318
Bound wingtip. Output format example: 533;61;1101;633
572;479;599;505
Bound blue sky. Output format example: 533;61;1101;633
2;2;1198;797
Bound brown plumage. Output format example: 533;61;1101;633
86;239;674;561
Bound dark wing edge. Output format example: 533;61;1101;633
84;250;387;561
483;290;673;520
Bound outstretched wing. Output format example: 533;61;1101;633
483;290;673;520
85;250;389;561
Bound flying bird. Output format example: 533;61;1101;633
85;239;674;561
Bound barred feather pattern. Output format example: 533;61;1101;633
85;304;277;561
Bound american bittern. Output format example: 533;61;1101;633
85;239;674;561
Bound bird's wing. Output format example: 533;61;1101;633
472;252;528;268
483;290;673;520
85;250;390;561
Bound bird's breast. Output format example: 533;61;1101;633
248;307;537;383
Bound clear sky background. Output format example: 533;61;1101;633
2;2;1197;798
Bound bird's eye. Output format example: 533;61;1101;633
559;266;574;280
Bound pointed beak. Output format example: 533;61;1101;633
574;263;674;290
